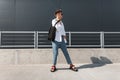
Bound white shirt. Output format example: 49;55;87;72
52;18;66;42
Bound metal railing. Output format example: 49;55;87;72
0;31;120;48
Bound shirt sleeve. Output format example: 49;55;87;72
52;19;56;27
61;23;66;36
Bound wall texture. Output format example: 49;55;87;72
0;0;120;31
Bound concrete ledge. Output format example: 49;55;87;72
0;48;120;65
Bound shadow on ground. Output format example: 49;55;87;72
77;56;112;69
56;68;70;71
55;56;112;71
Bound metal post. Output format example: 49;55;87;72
0;31;1;47
34;31;38;48
36;31;38;48
69;31;71;47
100;31;104;48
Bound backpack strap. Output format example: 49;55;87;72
53;20;60;27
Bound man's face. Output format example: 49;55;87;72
56;12;63;20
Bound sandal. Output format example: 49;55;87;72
50;66;57;72
69;65;78;72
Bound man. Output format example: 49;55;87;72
50;9;78;72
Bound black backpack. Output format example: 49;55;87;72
48;20;60;41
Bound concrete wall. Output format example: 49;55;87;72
0;48;119;65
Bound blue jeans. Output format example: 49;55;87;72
52;37;72;65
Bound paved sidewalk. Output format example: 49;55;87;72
0;63;119;80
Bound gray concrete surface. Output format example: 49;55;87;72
0;48;120;64
0;63;119;80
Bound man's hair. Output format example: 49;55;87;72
54;9;62;15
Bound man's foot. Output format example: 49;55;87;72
50;66;57;72
69;64;78;72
